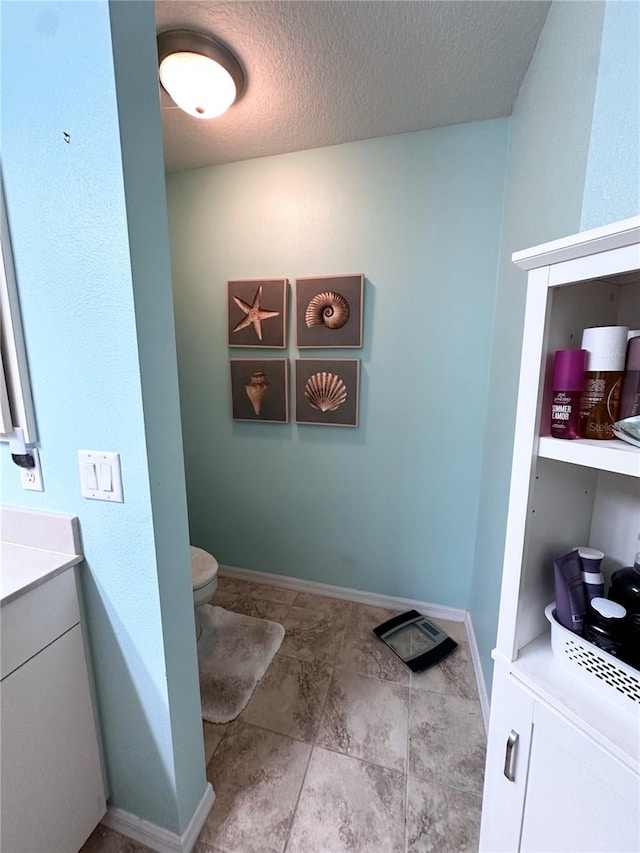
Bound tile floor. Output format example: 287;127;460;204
82;577;486;853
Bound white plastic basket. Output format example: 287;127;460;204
545;603;640;711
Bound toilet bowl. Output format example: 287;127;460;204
190;545;219;642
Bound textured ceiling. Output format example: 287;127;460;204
154;0;550;173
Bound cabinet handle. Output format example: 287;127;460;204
503;729;519;782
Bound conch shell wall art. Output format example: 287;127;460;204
245;368;269;416
295;359;360;428
229;359;289;423
296;274;364;348
228;279;288;348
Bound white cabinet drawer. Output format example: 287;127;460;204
1;567;79;679
1;624;106;852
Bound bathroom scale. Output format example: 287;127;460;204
373;610;457;673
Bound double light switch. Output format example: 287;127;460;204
78;450;124;502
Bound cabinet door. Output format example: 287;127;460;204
1;625;106;853
520;701;640;853
479;667;535;852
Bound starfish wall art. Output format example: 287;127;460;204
227;278;287;348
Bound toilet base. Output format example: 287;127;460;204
195;604;218;651
194;604;222;665
195;605;204;642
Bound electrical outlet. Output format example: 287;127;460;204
19;447;44;491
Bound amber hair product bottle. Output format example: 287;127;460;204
579;326;628;440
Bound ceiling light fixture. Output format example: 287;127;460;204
157;29;245;119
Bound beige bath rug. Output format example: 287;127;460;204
197;605;285;724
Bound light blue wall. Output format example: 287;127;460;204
1;0;205;833
107;1;206;830
581;0;640;229
167;120;508;609
470;0;640;691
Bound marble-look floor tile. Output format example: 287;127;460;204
406;775;482;852
80;825;151;853
201;721;311;853
210;590;237;609
316;670;409;772
338;605;409;686
286;747;405;853
349;603;403;631
193;841;227;853
227;594;290;622
292;591;353;621
409;691;486;795
203;721;228;765
241;655;332;742
279;606;346;664
438;642;478;700
431;617;468;645
216;576;258;597
410;642;478;701
250;583;298;604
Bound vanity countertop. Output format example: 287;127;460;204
0;506;83;607
1;542;83;606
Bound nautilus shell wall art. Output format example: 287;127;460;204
304;372;347;412
304;292;350;330
296;274;364;348
229;359;289;423
244;368;269;416
295;359;360;428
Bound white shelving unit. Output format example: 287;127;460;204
479;217;640;853
537;436;639;477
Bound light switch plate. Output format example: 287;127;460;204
78;450;124;502
19;447;44;491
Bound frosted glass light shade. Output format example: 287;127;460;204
157;30;245;120
159;51;237;118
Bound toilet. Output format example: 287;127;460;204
190;545;219;642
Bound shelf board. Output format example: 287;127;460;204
505;636;640;774
512;216;640;270
538;436;640;477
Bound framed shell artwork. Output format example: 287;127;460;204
295;274;364;348
295;359;360;427
228;278;287;348
230;359;289;423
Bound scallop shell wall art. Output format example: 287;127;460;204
230;359;289;423
304;291;350;330
296;274;364;348
245;368;269;415
295;359;360;427
305;372;347;412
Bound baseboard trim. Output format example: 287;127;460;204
464;612;489;732
102;782;214;853
219;564;467;624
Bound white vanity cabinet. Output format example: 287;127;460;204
479;218;640;853
1;532;106;853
